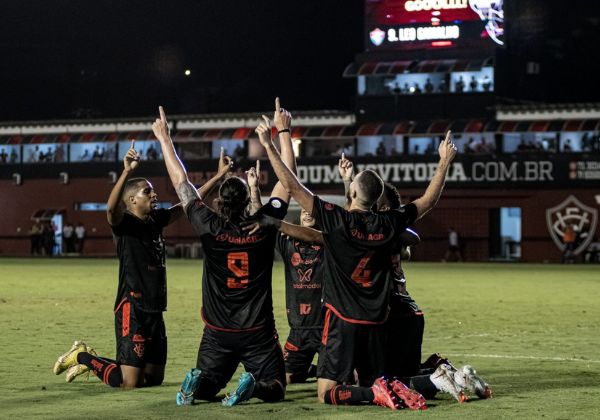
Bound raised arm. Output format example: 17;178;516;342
199;147;232;198
411;131;457;220
246;159;262;214
106;140;140;226
270;97;295;203
152;106;200;211
242;215;323;244
255;120;314;214
338;153;354;197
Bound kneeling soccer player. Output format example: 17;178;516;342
53;140;186;388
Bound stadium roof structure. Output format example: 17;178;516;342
343;57;494;77
496;103;600;121
1;118;599;145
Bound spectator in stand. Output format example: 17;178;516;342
424;78;434;94
443;227;463;262
28;146;39;163
563;139;573;152
75;222;86;254
146;145;159;160
9;148;18;163
402;83;410;94
438;79;448;93
54;145;65;163
234;144;246;160
482;75;492;92
80;149;90;161
63;222;75;253
469;75;478;92
455;76;465;93
92;146;102;161
413;83;422;94
476;139;492;154
376;141;386;157
0;148;7;163
464;138;476;154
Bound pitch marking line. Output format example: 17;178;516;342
448;353;600;364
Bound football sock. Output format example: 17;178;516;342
408;375;438;399
253;379;285;402
76;352;122;387
323;385;374;405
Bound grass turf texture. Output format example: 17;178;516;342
1;259;599;419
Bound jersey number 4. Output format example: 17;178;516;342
227;252;249;289
351;251;374;287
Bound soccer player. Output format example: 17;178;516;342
53;140;206;388
376;181;492;402
276;208;324;384
152;100;296;406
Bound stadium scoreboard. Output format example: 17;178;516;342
365;0;504;52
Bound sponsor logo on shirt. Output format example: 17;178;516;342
215;233;262;244
351;229;385;241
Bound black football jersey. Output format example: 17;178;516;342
111;209;170;313
186;197;288;331
276;235;324;329
312;196;417;323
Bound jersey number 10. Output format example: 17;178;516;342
227;252;249;289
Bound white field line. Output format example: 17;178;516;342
447;353;600;364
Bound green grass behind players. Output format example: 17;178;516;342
0;259;599;419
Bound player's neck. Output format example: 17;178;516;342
348;201;370;212
128;207;150;221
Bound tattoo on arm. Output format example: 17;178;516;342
176;181;200;211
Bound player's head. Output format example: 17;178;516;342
123;178;158;215
217;176;250;222
376;182;402;211
347;170;384;209
300;208;317;228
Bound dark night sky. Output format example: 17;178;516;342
1;0;599;122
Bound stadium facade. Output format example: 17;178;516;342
1;0;598;262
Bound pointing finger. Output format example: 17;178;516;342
220;146;224;161
130;139;135;150
159;106;167;123
256;159;260;173
261;115;270;126
275;97;281;112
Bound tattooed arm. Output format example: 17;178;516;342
152;106;200;211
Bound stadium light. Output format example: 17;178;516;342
12;173;21;186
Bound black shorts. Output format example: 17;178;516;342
196;325;286;391
114;300;167;368
317;308;385;386
283;327;321;376
385;307;424;378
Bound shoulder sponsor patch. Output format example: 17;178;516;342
271;199;282;209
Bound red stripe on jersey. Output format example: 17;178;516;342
284;341;299;352
324;303;387;325
201;308;265;333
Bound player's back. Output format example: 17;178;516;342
313;196;417;323
186;198;287;331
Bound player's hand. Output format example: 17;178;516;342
273;97;292;131
124;140;141;172
152;106;170;142
438;130;457;164
241;214;279;235
338;153;354;182
246;160;260;188
217;147;233;177
255;116;273;148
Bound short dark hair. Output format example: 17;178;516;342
355;170;384;208
123;178;149;198
216;177;250;222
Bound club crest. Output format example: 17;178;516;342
546;195;597;255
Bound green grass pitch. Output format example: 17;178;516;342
1;258;599;419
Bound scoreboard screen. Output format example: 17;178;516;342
365;0;504;52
